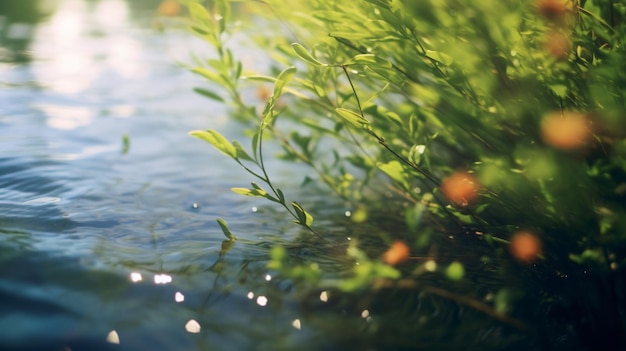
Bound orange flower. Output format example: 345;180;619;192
158;0;181;17
383;240;410;265
536;0;571;23
510;231;542;264
541;112;590;150
543;30;571;60
441;172;479;206
256;85;271;102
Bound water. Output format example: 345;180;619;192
0;1;553;350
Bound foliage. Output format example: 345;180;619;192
181;0;626;340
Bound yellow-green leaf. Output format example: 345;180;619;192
425;50;454;66
188;2;211;23
193;87;224;102
292;43;325;66
273;66;297;98
335;108;370;128
189;129;237;158
377;160;409;189
292;201;314;226
216;218;237;241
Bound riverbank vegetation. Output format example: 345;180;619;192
180;0;626;348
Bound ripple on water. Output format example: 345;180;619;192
0;157;74;233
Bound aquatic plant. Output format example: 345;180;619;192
182;0;626;346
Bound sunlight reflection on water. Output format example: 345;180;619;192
36;103;95;130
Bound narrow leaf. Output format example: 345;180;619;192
291;43;325;66
121;133;130;155
216;218;237;240
232;141;254;161
189;25;209;36
215;0;230;32
189;2;211;23
193;87;224;102
234;61;242;80
232;187;265;196
405;203;426;231
231;187;280;203
276;188;285;203
251;131;260;160
243;75;277;83
292;201;314;226
425;50;454;66
377;160;410;189
273;66;297;98
349;54;392;68
191;67;226;85
189;129;237;158
336;108;370;128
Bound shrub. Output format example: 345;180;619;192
182;0;626;345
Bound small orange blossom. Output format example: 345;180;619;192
543;30;571;60
158;0;181;17
510;231;542;264
536;0;571;23
441;172;479;206
541;112;590;150
383;240;410;266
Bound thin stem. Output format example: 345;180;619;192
341;65;441;187
258;121;328;242
373;279;527;330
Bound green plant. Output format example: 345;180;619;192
182;0;626;343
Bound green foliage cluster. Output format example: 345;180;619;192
182;0;626;333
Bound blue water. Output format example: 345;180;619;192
0;1;329;349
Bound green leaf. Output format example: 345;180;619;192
189;2;211;23
405;202;426;231
189;129;237;158
232;141;254;161
189;25;210;37
231;187;262;196
268;246;287;270
193;87;224;102
243;75;277;83
328;31;373;41
385;111;403;126
335;108;370;128
276;188;285;203
234;61;242;80
348;54;392;68
548;83;568;98
363;0;392;10
273;66;297;98
215;0;230;32
191;67;226;85
292;201;314;226
377;160;410;189
425;50;454;66
364;65;405;85
232;186;280;203
291;43;325;66
374;262;401;279
251;131;260;160
446;261;465;280
121;133;130;155
216;218;237;240
219;239;235;256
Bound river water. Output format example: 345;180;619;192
0;1;547;350
0;0;315;349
